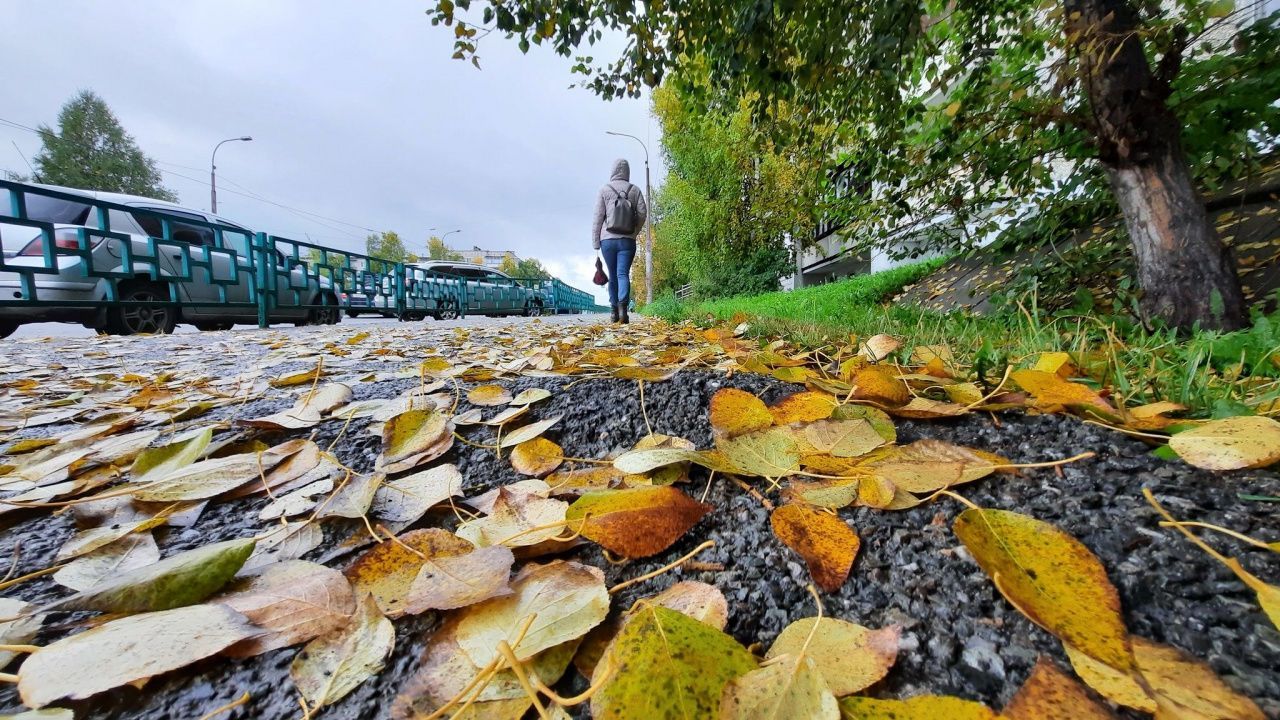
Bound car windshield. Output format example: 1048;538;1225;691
23;195;93;225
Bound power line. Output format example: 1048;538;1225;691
0;114;378;238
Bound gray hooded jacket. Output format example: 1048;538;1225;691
592;159;648;250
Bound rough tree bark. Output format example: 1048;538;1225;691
1065;0;1246;331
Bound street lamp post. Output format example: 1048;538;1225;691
428;228;462;258
606;131;654;305
210;136;253;214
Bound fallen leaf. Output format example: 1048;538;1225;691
770;504;860;592
454;560;608;666
53;531;161;591
710;388;775;439
565;486;711;558
1066;637;1265;719
316;471;382;519
1002;657;1117;720
291;594;395;711
861;334;902;362
719;427;802;478
803;419;887;458
838;695;997;719
405;544;515;612
885;397;970;419
648;581;729;630
377;409;455;473
456;487;569;548
851;366;910;405
0;598;41;669
468;384;513;406
54;516;166;562
1011;370;1116;418
129;427;212;484
345;528;474;617
482;405;530;426
498;416;562;448
17;605;256;709
241;383;353;430
767;618;898;697
592;605;757;719
953;508;1134;672
829;404;897;442
130;453;273;502
370;464;463;524
509;388;552;406
42;536;256;614
721;652;839;720
511;437;565;477
215;560;356;657
1168;415;1280;471
241;521;324;575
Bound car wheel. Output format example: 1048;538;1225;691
434;299;460;321
106;283;178;336
0;322;16;339
299;295;340;326
346;310;362;318
525;302;545;317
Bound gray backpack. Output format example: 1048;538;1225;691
604;184;637;235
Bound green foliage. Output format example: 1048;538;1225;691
426;236;464;261
32;90;176;201
365;231;417;273
498;254;552;279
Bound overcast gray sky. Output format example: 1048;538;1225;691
0;0;662;302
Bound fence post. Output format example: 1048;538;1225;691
394;262;406;319
253;232;270;328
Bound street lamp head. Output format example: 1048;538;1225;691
240;136;253;142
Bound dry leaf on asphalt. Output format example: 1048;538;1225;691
129;427;212;484
710;388;774;439
952;508;1134;672
53;531;161;592
214;559;356;657
802;418;887;458
1065;637;1266;719
344;528;473;617
240;382;353;430
648;581;729;630
1167;415;1280;470
838;695;997;719
1011;369;1117;418
456;486;569;548
468;384;513;406
404;544;515;612
454;559;608;666
565;486;712;558
290;593;395;712
130;453;277;502
591;604;757;719
370;463;462;524
850;365;910;405
721;652;839;720
376;408;455;473
770;503;860;592
42;536;256;614
498;415;563;448
510;437;564;477
315;471;383;519
719;426;803;478
17;604;256;709
509;387;553;406
766;618;898;697
241;521;323;575
1001;657;1117;720
0;598;42;670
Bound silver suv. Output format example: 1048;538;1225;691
0;184;340;337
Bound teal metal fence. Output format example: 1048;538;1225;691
0;180;605;334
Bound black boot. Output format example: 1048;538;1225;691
610;304;620;323
619;297;630;324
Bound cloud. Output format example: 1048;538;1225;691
0;0;664;302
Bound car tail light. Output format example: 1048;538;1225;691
18;228;104;256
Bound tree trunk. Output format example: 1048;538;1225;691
1066;0;1246;331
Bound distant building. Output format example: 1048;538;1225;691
458;246;519;269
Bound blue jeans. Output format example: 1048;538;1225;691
601;237;636;307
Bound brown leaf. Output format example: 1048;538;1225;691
1002;658;1116;720
565;486;712;558
511;437;565;477
377;409;455;473
468;384;513;406
851;365;910;405
215;560;356;657
768;391;838;426
769;504;860;591
344;528;474;617
405;544;516;613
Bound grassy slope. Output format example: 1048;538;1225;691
643;260;1280;417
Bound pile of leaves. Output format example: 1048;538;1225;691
0;319;1275;718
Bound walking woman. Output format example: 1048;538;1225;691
592;158;648;323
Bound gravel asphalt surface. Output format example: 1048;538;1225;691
0;317;1276;719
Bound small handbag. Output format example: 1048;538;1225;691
593;256;609;286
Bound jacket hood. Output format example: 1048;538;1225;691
610;159;630;182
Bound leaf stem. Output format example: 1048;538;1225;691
197;691;251;720
1158;521;1278;553
609;540;715;594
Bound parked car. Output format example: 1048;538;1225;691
0;184;340;338
407;261;550;319
340;275;395;319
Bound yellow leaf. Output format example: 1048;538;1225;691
851;366;910;406
803;419;887;458
839;695;995;719
1011;370;1116;418
565;486;711;559
767;618;898;697
710;388;775;438
944;101;962;117
721;653;839;720
510;437;564;477
1066;637;1266;719
1168;416;1280;471
1033;352;1076;377
953;508;1134;672
468;384;513;407
768;391;838;425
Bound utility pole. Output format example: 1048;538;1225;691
606;131;654;305
210;136;252;214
